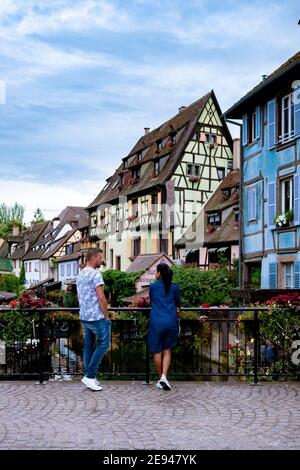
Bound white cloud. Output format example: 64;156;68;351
0;178;103;223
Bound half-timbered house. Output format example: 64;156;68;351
87;91;233;270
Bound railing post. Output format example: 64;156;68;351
253;310;259;385
38;309;44;384
145;309;150;385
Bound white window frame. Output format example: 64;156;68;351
247;187;257;222
281;178;293;213
281;93;295;143
217;167;225;180
283;262;294;288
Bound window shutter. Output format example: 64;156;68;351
269;263;277;289
255;105;261;139
267;99;276;149
294;174;300;226
294;83;300;137
295;261;300;289
242;114;248;146
268;182;276;228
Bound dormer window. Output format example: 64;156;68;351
207;212;221;227
156;140;162;152
119;174;124;186
132;168;140;179
221;189;230;200
123;159;128;169
137;152;143;161
171;133;176;144
154;160;160;177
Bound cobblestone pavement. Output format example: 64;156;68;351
0;380;300;450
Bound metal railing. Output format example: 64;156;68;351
0;307;299;383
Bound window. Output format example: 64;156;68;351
247;187;257;222
217;167;225;180
66;244;73;255
151;193;158;213
234;210;239;222
123;159;128;169
67;264;71;276
102;241;107;260
280;93;294;143
281;178;293;213
192;130;199;140
73;263;78;276
119;174;124;186
159;234;168;253
137;152;143;161
133;237;141;257
205;133;217;144
187;164;201;177
171;133;176;144
110;249;114;268
207;212;221;227
116;256;121;271
251;110;257;142
111;180;118;189
156;140;162;152
227;159;233;170
29;262;31;272
141;198;148;215
90;212;97;228
154;160;160;176
132;168;140;179
132;198;138;217
61;265;65;277
283;263;294;288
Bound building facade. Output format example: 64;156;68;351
225;51;300;289
87;91;233;271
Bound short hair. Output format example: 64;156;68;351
86;248;103;261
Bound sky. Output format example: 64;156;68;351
0;0;299;223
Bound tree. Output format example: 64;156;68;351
0;202;26;239
19;262;25;286
32;208;45;224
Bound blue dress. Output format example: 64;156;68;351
148;280;181;353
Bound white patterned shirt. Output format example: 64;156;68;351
76;267;105;321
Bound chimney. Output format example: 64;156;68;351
262;74;267;81
12;225;20;236
178;106;186;113
52;217;60;230
144;127;150;135
233;138;240;170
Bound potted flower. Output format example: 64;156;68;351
188;175;200;182
274;209;294;228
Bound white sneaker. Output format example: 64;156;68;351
159;374;171;391
156;381;163;389
81;376;103;391
95;378;101;387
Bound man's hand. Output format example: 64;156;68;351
96;285;109;318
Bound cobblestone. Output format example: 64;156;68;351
0;380;300;449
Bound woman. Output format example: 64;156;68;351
148;263;181;390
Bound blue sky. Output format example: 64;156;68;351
0;0;299;222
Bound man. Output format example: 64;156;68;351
76;248;110;391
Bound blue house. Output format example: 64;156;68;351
225;51;300;289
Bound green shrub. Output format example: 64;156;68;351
0;273;20;295
171;265;238;307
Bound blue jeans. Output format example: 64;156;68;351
81;319;111;379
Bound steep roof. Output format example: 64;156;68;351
204;211;239;245
87;91;231;209
205;169;240;212
10;221;51;260
0;241;9;257
126;253;174;273
225;50;300;118
56;206;88;229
